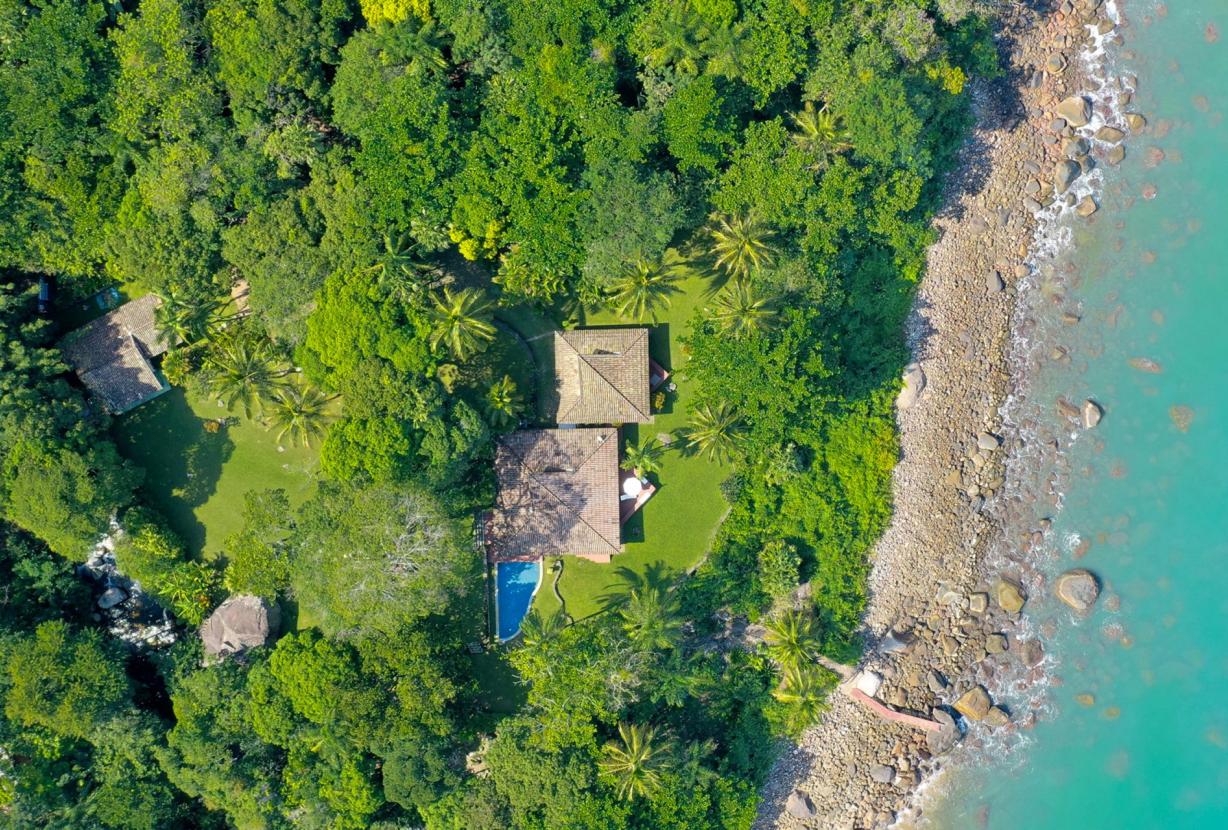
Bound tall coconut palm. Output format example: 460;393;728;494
620;585;682;651
267;384;335;448
763;609;821;671
599;722;676;800
623;437;665;478
681;400;741;464
702;22;748;79
641;5;707;74
706;212;777;283
789;101;853;167
429;286;496;360
155;287;221;346
772;663;829;727
608;251;688;322
710;279;778;339
485;374;523;428
202;331;290;419
384;19;448;70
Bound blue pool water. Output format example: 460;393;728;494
496;560;542;641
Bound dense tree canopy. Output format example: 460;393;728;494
0;0;997;825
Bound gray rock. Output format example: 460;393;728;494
984;706;1011;728
869;764;896;785
98;587;128;610
927;708;959;754
1095;125;1126;143
986;633;1008;654
1023;160;1042;175
1055;160;1081;193
1048;117;1067;131
1056;569;1101;612
1046;53;1068;74
1107;145;1126;165
1062;137;1090;159
977;431;1001;451
1024;197;1044;213
1018;638;1045;666
786;790;817;819
1056;95;1092;127
1077;196;1099;217
968;592;989;615
1082;399;1103;428
926;669;949;693
986;271;1005;293
897;363;926;409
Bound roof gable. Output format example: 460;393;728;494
61;295;174;413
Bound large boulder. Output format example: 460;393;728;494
1082;399;1103;428
97;587;128;610
1056;95;1092;127
1056;569;1100;612
927;708;960;755
1055;160;1081;194
870;764;896;785
897;363;926;409
995;578;1027;614
786;790;817;819
954;686;992;721
201;595;280;660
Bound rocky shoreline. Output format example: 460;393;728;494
756;1;1133;828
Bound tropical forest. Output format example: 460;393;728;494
0;0;997;827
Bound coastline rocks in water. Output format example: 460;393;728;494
1125;112;1147;131
995;578;1027;614
1056;95;1092;127
1056;569;1101;612
1055;160;1081;193
1062;136;1090;159
927;709;960;755
1107;145;1126;165
977;431;1001;451
1129;356;1163;373
986;633;1008;655
1077;196;1099;217
954;686;993;721
870;764;896;785
1018;639;1045;666
1057;397;1081;420
786;790;818;819
1095;125;1126;143
1082;399;1103;428
984;707;1011;728
98;587;128;610
897;363;926;409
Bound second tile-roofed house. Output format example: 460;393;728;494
549;328;652;425
485;427;621;563
60;294;173;414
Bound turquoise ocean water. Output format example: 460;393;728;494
923;3;1228;827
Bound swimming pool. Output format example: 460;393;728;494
495;560;542;641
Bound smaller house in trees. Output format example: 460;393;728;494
548;328;654;425
61;295;172;414
485;427;621;563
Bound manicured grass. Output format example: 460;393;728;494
528;272;731;622
112;386;320;560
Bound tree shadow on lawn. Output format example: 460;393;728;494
113;387;233;556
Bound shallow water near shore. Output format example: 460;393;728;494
922;3;1228;827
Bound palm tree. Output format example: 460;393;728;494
681;401;741;464
702;22;748;79
620;585;682;651
641;5;707;74
202;330;290;420
706;212;777;283
789;101;853;167
623;437;665;477
608;251;687;322
155;287;221;346
763;609;821;671
710;279;778;338
485;374;523;427
384;19;448;71
676;738;719;786
267;384;335;448
428;286;496;360
772;663;829;727
598;722;676;800
520;608;567;647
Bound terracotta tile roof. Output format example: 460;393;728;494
61;295;173;413
549;328;652;424
486;427;621;561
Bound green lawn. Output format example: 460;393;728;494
519;273;731;622
112;386;320;561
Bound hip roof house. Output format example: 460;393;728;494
485;427;621;563
61;295;173;413
549;328;652;425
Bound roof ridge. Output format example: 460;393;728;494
578;341;650;420
513;429;621;553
